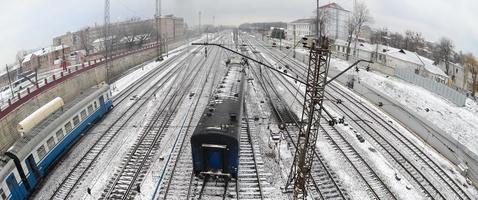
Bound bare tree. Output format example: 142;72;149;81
464;53;478;97
16;50;27;73
403;30;425;53
436;37;454;75
79;28;91;55
345;18;357;60
346;1;372;60
120;21;153;49
370;28;388;44
313;7;331;38
388;32;403;49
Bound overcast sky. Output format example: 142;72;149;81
0;0;477;67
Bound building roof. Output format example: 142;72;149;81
23;45;70;64
290;18;315;24
320;2;350;12
420;56;448;77
333;39;447;77
334;39;375;52
385;48;447;77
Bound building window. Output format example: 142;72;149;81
0;188;6;200
456;69;459;73
88;105;94;114
47;136;56;150
56;129;64;140
37;145;47;159
65;122;72;132
80;110;87;120
73;116;80;126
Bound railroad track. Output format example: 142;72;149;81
154;46;226;199
252;37;471;199
237;105;269;200
186;116;269;200
48;44;207;200
162;39;270;199
319;122;396;199
100;49;211;199
243;37;349;199
327;83;472;200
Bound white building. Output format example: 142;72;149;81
332;39;449;83
320;3;350;41
286;19;315;40
437;62;473;90
286;3;350;41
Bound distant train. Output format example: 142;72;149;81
191;58;245;179
0;84;112;200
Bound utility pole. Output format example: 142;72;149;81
163;32;168;57
198;11;202;35
61;43;67;71
293;24;296;58
316;0;320;39
104;0;111;84
155;0;163;61
205;25;208;58
6;64;14;98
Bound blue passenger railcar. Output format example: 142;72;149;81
0;84;112;200
191;61;245;179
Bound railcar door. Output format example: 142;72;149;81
202;144;227;174
25;155;41;184
99;96;105;113
6;174;23;200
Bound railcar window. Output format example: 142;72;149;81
65;122;72;132
56;129;64;140
94;101;98;109
47;137;55;150
80;110;87;120
73;116;80;126
87;105;94;114
37;145;47;159
0;188;6;200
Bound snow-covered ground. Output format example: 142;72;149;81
251;37;478;197
278;40;478;160
329;58;478;157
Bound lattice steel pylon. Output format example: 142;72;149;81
286;38;331;199
104;0;111;83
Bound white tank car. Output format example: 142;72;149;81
16;97;64;136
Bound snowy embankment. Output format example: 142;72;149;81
330;58;478;157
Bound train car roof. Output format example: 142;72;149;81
6;84;109;159
192;99;242;137
192;63;245;140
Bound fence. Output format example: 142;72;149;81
395;68;466;106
